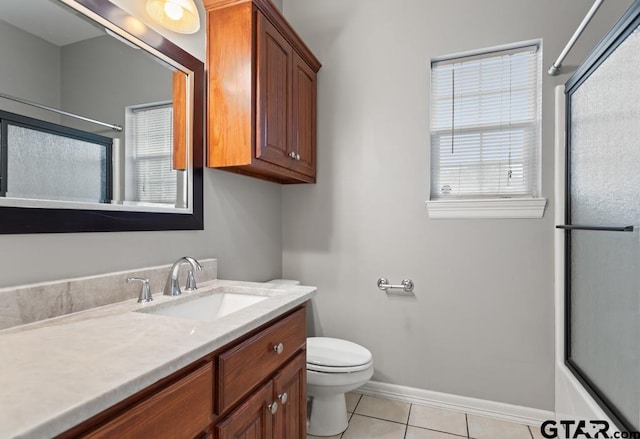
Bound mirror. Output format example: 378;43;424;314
0;0;204;233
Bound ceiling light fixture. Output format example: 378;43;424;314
146;0;200;34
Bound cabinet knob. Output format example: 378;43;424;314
278;392;288;404
296;153;300;160
267;401;278;415
273;342;284;355
289;151;296;159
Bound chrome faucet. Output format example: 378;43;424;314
163;256;202;296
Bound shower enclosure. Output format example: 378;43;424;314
557;1;640;432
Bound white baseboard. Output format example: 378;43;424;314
358;381;554;427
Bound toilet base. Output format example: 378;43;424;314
308;393;348;437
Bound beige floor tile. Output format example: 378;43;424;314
530;425;545;439
409;405;468;437
406;426;468;439
467;415;531;439
307;434;341;439
346;392;362;413
354;395;411;423
342;414;407;439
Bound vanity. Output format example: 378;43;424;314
0;260;316;439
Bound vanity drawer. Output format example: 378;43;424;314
216;307;306;414
85;362;213;439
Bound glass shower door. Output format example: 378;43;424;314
564;20;640;432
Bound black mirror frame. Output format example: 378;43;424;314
0;0;204;234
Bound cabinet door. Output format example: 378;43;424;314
273;352;307;439
216;381;274;439
291;52;317;179
256;12;293;170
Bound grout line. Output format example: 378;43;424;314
404;404;412;439
351;393;363;414
406;404;468;438
342;393;361;438
404;425;468;438
466;413;470;438
351;412;409;426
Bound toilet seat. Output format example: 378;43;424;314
307;337;373;373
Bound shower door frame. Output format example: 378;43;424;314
558;1;640;433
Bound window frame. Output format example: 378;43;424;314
426;40;547;219
0;109;113;203
125;101;180;206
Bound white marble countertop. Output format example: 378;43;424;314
0;279;316;439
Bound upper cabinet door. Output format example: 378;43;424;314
256;13;293;170
291;52;317;179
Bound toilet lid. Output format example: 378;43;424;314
307;337;372;372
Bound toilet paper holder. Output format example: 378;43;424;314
377;278;414;293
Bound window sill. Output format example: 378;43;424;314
426;198;547;219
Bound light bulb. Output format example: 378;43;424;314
146;0;200;34
163;1;184;21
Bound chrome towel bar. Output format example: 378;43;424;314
377;278;414;293
0;91;123;132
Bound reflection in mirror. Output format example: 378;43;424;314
0;0;204;232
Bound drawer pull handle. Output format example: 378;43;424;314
278;392;288;404
273;342;284;355
267;401;278;415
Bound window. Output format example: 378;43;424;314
427;41;546;219
0;110;112;204
126;102;178;205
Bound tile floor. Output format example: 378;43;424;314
307;393;544;439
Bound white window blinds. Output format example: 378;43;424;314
130;103;177;204
430;43;541;200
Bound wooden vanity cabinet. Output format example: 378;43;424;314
216;308;307;439
216;306;306;413
58;305;307;439
60;362;214;439
216;352;306;439
204;0;321;184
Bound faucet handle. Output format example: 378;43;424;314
185;270;198;292
127;277;153;303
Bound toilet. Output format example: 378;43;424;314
268;279;374;437
306;337;374;436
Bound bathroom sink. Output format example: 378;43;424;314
137;291;268;322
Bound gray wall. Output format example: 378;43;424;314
0;20;60;122
60;35;172;135
281;0;633;410
0;3;284;288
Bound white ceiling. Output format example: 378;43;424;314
0;0;103;47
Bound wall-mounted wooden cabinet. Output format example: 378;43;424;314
204;0;321;184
